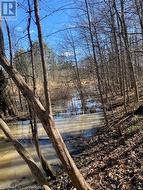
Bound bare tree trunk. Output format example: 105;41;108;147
5;20;13;66
34;0;51;114
69;33;87;113
108;1;123;96
113;0;139;102
116;7;128;113
84;0;108;125
27;0;55;179
5;20;18;116
29;107;55;179
0;118;51;189
33;2;92;188
0;22;92;190
0;18;4;56
18;89;23;111
134;0;143;39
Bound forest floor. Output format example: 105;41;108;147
49;112;143;190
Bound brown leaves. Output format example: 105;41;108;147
49;117;143;190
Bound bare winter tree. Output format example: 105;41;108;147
113;0;139;102
27;0;55;179
0;10;92;190
84;0;108;125
63;31;87;113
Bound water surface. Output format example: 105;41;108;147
0;113;103;188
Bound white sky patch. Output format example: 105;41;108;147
62;51;73;57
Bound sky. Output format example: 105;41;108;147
2;0;76;54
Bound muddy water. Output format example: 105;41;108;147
0;113;104;188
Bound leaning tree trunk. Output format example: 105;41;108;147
33;1;92;189
0;55;92;190
0;119;51;190
5;20;13;66
0;23;92;190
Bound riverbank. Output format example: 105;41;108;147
48;113;143;190
2;110;143;190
